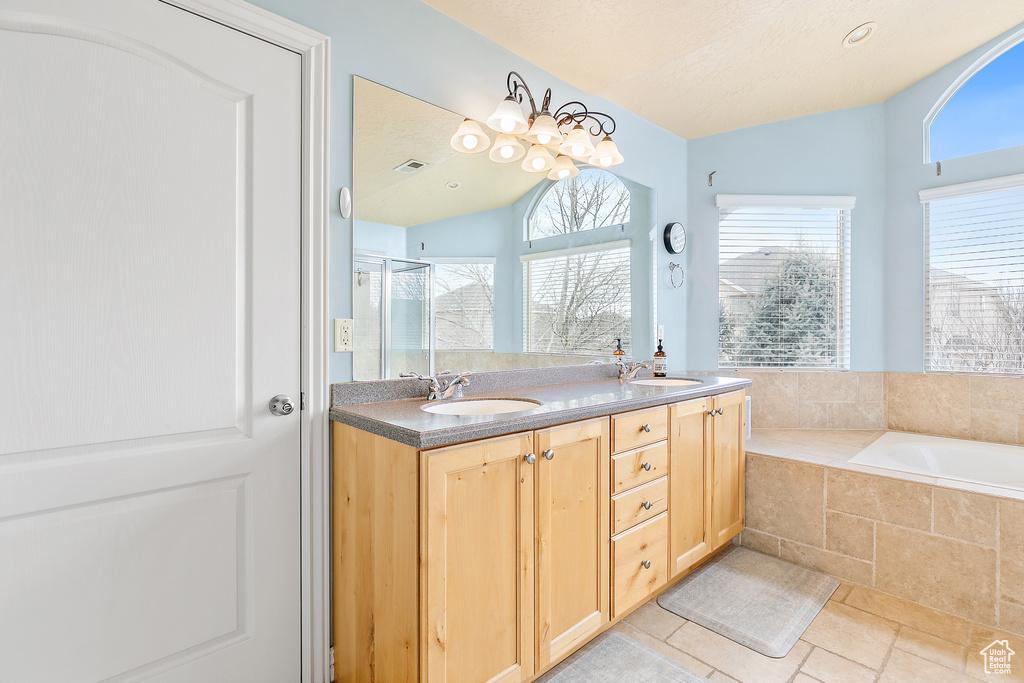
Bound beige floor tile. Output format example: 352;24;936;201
830;581;853;604
880;649;976;683
895;626;967;672
845;586;971;643
608;621;714;677
800;647;875;683
666;621;811;683
966;625;1024;682
794;675;824;683
708;672;741;683
621;601;687;641
800;601;898;669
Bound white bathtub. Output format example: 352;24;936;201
849;431;1024;492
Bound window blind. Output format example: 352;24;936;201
431;259;495;350
522;242;631;355
717;195;853;369
923;175;1024;374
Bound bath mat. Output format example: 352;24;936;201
658;546;838;658
536;631;710;683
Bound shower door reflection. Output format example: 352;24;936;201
353;255;433;380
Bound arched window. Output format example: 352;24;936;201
528;168;630;240
928;37;1024;162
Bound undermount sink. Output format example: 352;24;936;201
630;378;702;387
421;398;542;416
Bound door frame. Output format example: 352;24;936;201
159;1;331;681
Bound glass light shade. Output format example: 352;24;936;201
547;155;579;181
450;119;489;154
488;134;526;163
521;145;555;173
485;96;529;135
589;135;624;167
524;113;563;146
558;124;596;160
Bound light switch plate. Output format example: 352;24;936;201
334;318;353;352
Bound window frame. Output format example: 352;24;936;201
716;194;854;371
525;168;631;242
920;172;1024;376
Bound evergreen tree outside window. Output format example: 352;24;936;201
718;196;853;369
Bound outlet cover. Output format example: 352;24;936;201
334;318;353;352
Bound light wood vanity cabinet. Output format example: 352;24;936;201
668;390;747;577
332;389;745;683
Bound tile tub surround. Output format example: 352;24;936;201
713;369;1024;444
741;430;1024;636
330;366;750;448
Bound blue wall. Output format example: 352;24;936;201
247;0;688;383
685;22;1024;372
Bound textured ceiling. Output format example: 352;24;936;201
421;0;1024;139
353;77;546;228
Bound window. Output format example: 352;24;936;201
718;195;853;369
922;174;1024;373
431;259;494;350
928;37;1024;162
522;241;631;355
528;168;630;240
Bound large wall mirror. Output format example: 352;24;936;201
351;77;658;380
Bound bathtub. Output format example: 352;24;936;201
849;431;1024;492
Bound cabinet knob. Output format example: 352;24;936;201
641;462;651;471
716;408;724;416
641;560;651;570
707;409;715;416
641;423;651;433
542;449;554;460
641;501;652;510
524;453;536;465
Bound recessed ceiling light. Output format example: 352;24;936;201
445;181;461;190
843;22;877;47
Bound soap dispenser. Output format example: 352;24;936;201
653;339;667;377
613;338;625;356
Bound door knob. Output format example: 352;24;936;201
269;395;295;416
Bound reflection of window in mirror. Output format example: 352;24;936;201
928;38;1024;162
431;259;495;351
528;168;630;240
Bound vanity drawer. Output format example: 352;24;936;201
611;512;668;618
611;406;668;453
611;476;668;536
612;442;668;494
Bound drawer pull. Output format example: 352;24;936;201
524;453;536;465
641;423;652;433
641;559;651;570
542;449;554;460
641;462;651;471
641;500;652;510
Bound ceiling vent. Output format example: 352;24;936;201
394;159;429;174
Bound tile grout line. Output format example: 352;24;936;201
872;623;902;683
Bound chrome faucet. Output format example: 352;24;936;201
400;370;472;400
615;360;651;380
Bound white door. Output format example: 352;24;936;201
0;1;302;680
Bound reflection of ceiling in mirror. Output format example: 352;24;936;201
422;0;1024;139
353;77;548;228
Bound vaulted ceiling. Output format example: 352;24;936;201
421;0;1024;139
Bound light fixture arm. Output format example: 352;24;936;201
553;101;617;136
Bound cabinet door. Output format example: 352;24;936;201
710;391;746;549
669;399;712;576
422;432;536;683
534;418;610;669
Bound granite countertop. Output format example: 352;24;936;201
330;373;751;449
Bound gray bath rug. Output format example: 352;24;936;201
536;631;710;683
658;546;838;658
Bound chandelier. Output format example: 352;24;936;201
450;71;623;181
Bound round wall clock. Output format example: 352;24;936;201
664;222;686;254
